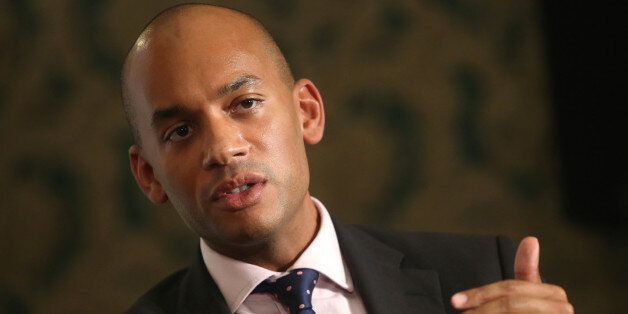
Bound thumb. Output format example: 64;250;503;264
514;236;541;283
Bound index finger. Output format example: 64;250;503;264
451;280;568;310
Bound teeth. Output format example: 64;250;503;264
229;184;251;194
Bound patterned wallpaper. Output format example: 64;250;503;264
1;0;625;312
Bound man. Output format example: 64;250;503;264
122;3;573;313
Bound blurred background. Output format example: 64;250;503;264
1;0;626;313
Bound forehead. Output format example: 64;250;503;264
148;48;267;99
126;22;282;116
153;32;271;91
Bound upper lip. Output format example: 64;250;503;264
211;173;266;201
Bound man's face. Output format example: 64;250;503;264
125;21;320;250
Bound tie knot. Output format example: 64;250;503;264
253;268;320;314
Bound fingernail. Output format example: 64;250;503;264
451;293;467;307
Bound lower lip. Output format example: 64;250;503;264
216;182;265;210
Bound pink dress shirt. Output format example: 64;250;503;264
200;197;367;314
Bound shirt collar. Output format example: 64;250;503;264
290;197;352;291
200;197;353;313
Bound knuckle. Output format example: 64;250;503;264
562;302;575;313
547;284;568;300
556;287;568;300
471;289;484;303
502;280;518;294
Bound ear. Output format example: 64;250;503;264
293;79;325;145
128;145;168;204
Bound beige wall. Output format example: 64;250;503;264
1;1;624;312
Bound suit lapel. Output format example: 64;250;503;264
335;222;446;314
175;223;447;313
178;249;231;314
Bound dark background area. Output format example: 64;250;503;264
544;2;628;234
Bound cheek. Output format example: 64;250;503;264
159;149;202;204
258;109;309;189
260;109;303;159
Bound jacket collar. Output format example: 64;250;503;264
179;249;231;314
334;222;446;314
178;220;447;314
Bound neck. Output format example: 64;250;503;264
204;195;320;271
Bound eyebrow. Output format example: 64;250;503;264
151;105;188;129
150;75;261;129
217;75;261;96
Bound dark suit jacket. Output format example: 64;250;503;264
127;222;516;314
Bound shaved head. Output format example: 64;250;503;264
121;3;294;145
122;2;325;268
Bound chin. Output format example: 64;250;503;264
207;210;282;247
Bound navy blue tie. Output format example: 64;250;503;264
253;268;320;314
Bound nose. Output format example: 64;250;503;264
202;118;250;169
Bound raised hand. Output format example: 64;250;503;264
451;237;573;313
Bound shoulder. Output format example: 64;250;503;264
125;250;230;314
346;225;516;281
125;268;188;314
359;226;517;294
360;227;515;266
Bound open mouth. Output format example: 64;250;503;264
211;173;267;209
227;183;253;194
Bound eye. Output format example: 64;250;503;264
166;124;193;142
232;98;263;113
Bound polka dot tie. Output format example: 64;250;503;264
252;268;320;314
